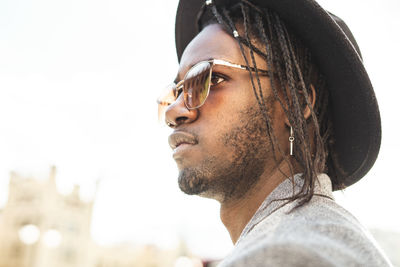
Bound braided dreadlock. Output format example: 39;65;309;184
197;0;335;207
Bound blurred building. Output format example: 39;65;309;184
0;167;201;267
94;244;183;267
0;166;94;267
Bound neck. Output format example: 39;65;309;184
219;160;293;244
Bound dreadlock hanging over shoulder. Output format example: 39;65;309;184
197;0;335;208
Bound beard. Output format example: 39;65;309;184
177;106;271;202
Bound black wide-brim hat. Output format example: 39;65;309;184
175;0;381;190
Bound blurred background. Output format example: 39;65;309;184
0;0;399;266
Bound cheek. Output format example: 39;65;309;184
195;78;266;148
199;103;260;156
206;80;257;113
202;90;255;131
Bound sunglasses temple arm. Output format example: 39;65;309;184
213;59;270;76
244;66;270;76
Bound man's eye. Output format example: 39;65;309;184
210;74;225;87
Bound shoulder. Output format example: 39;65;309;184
220;196;392;267
220;240;336;267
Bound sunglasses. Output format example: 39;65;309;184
157;59;270;122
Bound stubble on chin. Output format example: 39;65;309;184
177;106;271;202
178;157;220;197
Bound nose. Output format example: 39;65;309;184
165;94;199;128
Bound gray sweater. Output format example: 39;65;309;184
219;174;393;267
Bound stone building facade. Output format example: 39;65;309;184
0;167;94;267
0;167;195;267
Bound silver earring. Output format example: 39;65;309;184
289;126;295;156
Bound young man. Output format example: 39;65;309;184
158;0;392;266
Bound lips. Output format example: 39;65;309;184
168;131;198;150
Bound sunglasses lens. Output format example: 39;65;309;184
157;83;177;123
183;61;212;109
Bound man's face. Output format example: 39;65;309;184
165;24;283;203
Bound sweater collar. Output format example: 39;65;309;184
236;173;334;244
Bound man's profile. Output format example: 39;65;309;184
158;0;393;265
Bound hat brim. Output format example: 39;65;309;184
175;0;381;190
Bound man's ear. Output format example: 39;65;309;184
284;84;316;126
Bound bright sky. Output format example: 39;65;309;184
0;0;399;260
